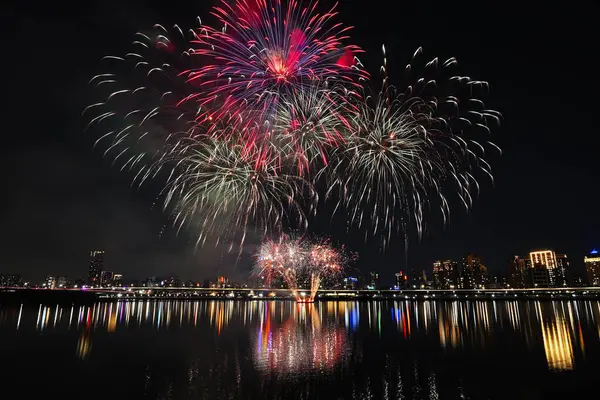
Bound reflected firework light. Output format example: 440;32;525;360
253;304;348;374
2;299;593;376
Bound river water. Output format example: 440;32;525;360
0;300;598;399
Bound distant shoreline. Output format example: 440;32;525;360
2;287;600;303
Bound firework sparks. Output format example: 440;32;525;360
327;47;501;248
254;235;354;301
156;136;312;250
185;0;367;123
84;22;207;178
86;1;500;254
304;237;352;301
270;84;354;178
256;238;302;295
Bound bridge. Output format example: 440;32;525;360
2;286;600;301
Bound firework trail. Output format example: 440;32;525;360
86;0;501;253
83;21;320;250
271;84;351;178
327;46;501;249
155;136;313;250
84;1;365;249
187;0;367;124
84;22;205;181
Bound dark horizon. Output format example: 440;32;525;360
3;0;599;284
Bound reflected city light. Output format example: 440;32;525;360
0;299;599;373
537;302;574;370
540;316;573;370
388;300;587;371
77;329;92;360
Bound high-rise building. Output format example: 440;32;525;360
0;273;23;287
162;276;181;287
73;278;86;288
343;276;359;290
408;269;422;289
572;276;585;287
459;254;488;289
555;254;570;287
57;276;72;288
217;276;228;288
88;250;104;286
523;257;532;286
419;270;430;289
585;250;600;286
368;272;379;289
432;260;458;289
432;262;441;288
113;274;123;286
100;271;113;286
145;276;158;287
488;275;507;289
45;275;56;289
529;250;557;287
508;256;527;288
395;271;408;289
530;250;557;268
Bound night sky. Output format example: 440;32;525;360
4;0;599;283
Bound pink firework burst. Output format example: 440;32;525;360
181;0;368;124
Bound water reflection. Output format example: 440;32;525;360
76;328;92;360
1;299;598;373
254;303;348;374
387;300;589;371
2;299;600;398
536;302;574;370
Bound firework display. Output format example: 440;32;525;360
255;238;302;296
86;0;500;250
189;0;366;122
255;235;352;302
155;136;312;249
327;47;502;248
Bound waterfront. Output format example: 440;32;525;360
0;300;599;399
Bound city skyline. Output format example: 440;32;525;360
4;246;600;289
3;243;600;285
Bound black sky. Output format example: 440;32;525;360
3;0;599;283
